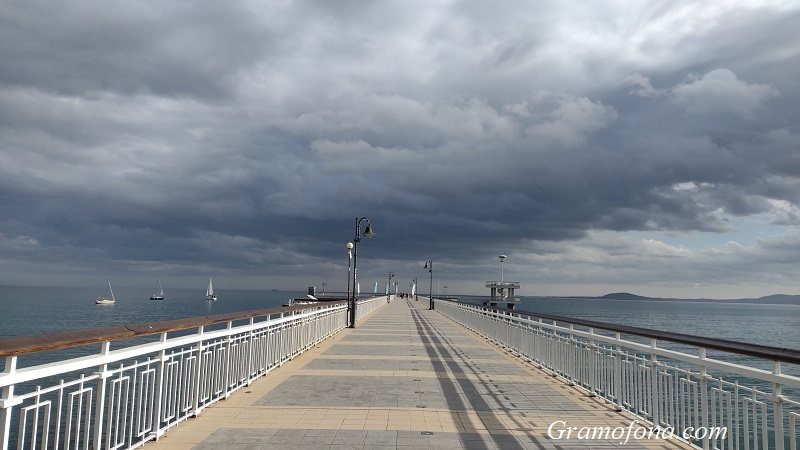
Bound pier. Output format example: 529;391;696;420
1;295;799;449
144;298;683;450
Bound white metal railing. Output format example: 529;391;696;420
436;300;800;450
0;296;388;450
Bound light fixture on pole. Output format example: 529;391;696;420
499;254;507;282
346;242;353;310
424;260;433;310
350;217;375;328
321;282;327;295
387;271;394;300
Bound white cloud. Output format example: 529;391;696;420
670;69;778;118
523;94;618;150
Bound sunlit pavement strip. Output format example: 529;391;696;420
145;300;694;449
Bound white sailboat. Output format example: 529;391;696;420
96;278;116;305
205;277;217;301
149;278;164;300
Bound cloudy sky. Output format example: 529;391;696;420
1;1;799;298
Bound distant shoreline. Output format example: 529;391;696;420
535;292;800;305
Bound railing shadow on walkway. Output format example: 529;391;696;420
408;300;537;450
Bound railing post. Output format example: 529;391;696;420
0;356;18;450
568;324;575;383
223;321;233;399
246;318;255;385
588;328;596;395
649;338;660;427
773;361;785;450
192;326;205;416
614;332;623;411
92;341;111;450
698;347;709;450
152;332;168;440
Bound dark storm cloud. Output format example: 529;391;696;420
0;1;269;100
1;0;799;298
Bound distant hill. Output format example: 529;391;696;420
590;292;800;305
600;292;651;300
752;294;800;304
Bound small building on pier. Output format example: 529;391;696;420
484;280;521;309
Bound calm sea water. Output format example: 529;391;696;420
0;285;310;338
516;296;800;350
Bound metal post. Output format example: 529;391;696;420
388;272;393;302
773;361;785;450
614;332;623;411
649;338;660;428
0;356;18;450
92;341;112;450
699;347;709;450
425;260;433;310
346;242;352;324
153;332;169;440
192;326;205;416
349;217;374;328
349;233;358;328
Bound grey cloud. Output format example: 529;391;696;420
670;69;779;118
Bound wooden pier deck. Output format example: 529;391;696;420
146;299;693;450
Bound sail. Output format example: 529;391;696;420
206;277;214;296
108;278;115;301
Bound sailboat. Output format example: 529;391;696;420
205;277;217;301
149;278;164;300
95;278;116;305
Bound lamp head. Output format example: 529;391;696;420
347;242;354;250
363;224;376;238
499;255;507;261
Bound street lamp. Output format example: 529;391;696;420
321;282;327;295
346;242;353;306
424;260;433;310
499;254;507;282
412;278;417;301
387;271;394;300
350;217;375;328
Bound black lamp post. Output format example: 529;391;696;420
350;217;375;328
388;271;394;300
424;260;433;310
346;242;353;307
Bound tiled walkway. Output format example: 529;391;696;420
146;299;693;449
